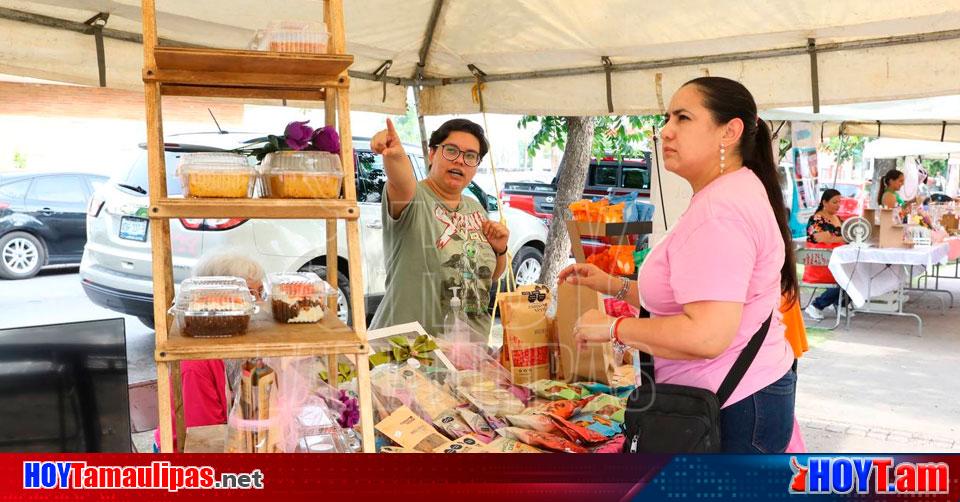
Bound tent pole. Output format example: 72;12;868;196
411;0;445;162
418;0;445;69
412;82;430;164
83;13;109;87
808;38;820;114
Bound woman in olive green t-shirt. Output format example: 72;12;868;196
367;118;509;338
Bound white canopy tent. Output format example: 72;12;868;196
5;0;960;115
5;0;960;230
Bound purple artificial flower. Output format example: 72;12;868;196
311;126;341;154
336;390;359;428
284;120;314;150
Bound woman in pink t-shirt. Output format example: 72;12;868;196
560;77;798;453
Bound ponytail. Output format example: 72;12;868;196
744;120;798;302
878;169;904;207
685;77;798;302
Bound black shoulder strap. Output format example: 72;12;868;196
636;308;773;408
716;313;773;407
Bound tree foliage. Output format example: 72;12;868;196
518;115;665;161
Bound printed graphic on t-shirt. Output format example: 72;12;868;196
433;204;494;320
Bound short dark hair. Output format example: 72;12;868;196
428;119;489;160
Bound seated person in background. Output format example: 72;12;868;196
153;251;264;451
803;189;846;321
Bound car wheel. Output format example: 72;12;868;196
137;316;155;330
0;231;46;280
512;246;543;286
300;264;352;325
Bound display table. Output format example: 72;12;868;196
920;237;960;289
828;243;950;336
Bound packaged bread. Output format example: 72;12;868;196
262;151;343;199
177;153;256;198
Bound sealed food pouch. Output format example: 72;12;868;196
499;286;552;385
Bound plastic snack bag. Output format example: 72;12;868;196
521;399;580;420
495;427;587;453
546;413;610;445
504;413;558;433
433;408;473;440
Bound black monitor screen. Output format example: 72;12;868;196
0;318;130;452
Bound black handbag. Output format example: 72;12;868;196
622;309;773;453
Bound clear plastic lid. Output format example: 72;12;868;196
177;152;255;175
267;272;335;300
170;276;258;316
261;151;342;175
262;21;329;54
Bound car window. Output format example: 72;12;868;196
593;165;619;186
356;150;386;203
87;176;107;193
622;166;649;190
27;176;86;203
124;151;184;196
0;179;31;200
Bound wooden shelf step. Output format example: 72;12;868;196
145;47;353;90
149;198;359;220
161;85;326;101
156;310;367;362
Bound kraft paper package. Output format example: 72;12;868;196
375;405;449;453
555;281;617;385
498;285;552;385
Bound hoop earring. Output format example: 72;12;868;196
719;143;726;174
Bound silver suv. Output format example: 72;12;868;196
80;133;547;327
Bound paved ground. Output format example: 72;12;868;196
2;268;959;453
796;277;960;452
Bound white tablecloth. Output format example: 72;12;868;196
827;243;950;307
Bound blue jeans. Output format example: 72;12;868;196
812;287;841;311
719;369;796;453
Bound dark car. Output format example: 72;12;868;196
0;172;108;279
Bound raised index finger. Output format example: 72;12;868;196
386;118;399;139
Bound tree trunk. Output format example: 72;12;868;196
537;116;595;287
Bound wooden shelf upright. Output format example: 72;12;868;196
141;0;375;453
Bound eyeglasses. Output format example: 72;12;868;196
438;144;481;167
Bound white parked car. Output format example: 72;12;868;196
80;133;548;327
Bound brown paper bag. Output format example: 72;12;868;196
555;282;616;384
499;285;551;385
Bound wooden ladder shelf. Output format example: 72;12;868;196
141;0;375;453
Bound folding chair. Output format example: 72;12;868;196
796;247;847;330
